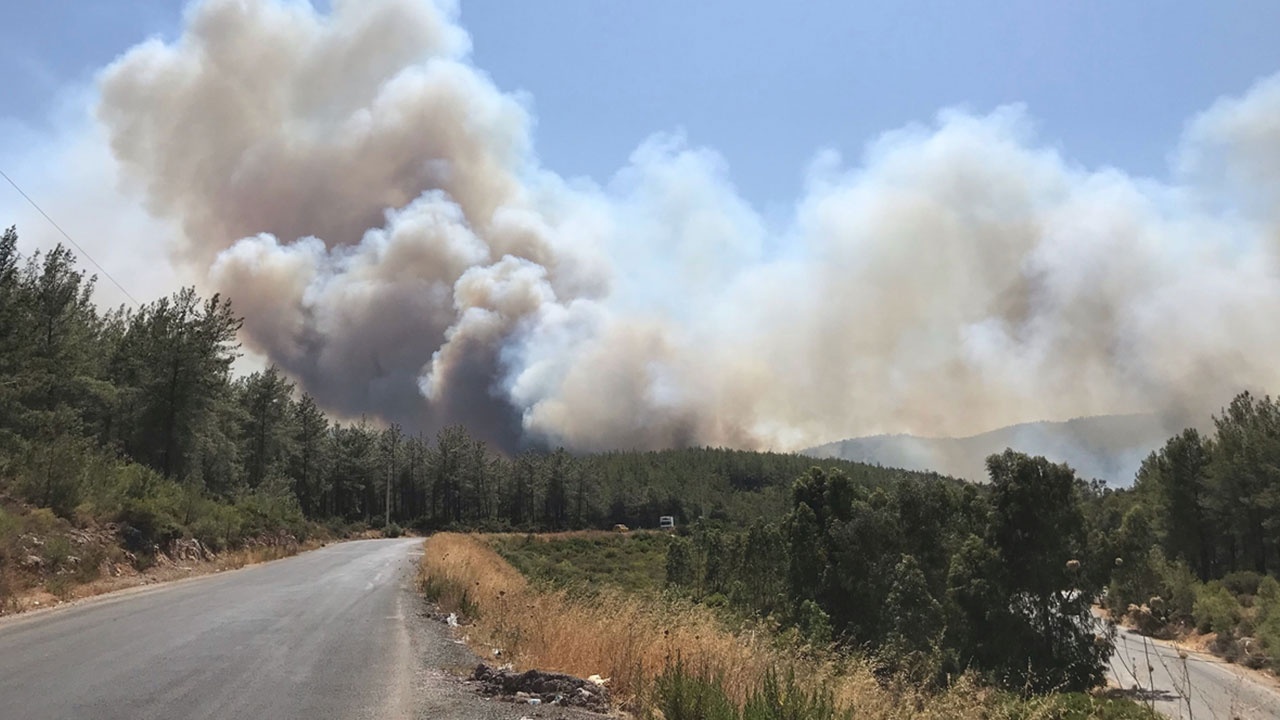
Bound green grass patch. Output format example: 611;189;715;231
490;531;673;593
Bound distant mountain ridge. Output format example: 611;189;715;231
804;414;1176;485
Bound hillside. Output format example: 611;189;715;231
804;413;1175;484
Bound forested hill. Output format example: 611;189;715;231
571;447;954;528
0;229;950;547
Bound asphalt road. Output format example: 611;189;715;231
1109;627;1280;719
0;538;592;720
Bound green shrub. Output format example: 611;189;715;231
233;485;306;539
1107;548;1197;627
742;667;847;720
1158;558;1198;624
188;502;244;552
74;545;104;583
795;599;833;645
1193;582;1242;634
384;522;403;538
418;573;477;619
45;573;73;601
1254;577;1280;669
666;536;697;587
0;570;12;613
41;535;73;571
1257;576;1280;621
647;658;737;720
703;592;729;608
117;496;183;555
647;659;854;720
80;460;159;519
24;507;60;534
0;506;18;555
1221;570;1263;597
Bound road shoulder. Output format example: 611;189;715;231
398;544;612;719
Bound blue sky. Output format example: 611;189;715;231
4;1;1280;213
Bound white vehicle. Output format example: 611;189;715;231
659;516;676;531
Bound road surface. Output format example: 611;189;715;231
0;538;591;720
1109;626;1280;719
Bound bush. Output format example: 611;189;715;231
41;535;74;571
1193;583;1241;634
1159;559;1198;624
742;668;846;720
45;573;73;601
1257;576;1280;620
418;572;477;619
80;460;158;520
1254;577;1280;669
0;570;11;613
24;507;60;534
795;599;833;645
74;545;105;583
647;658;853;720
648;658;737;720
117;497;183;556
384;522;403;538
1221;570;1263;597
666;536;697;588
0;506;18;556
703;592;729;608
188;502;244;552
1107;548;1196;629
233;484;306;539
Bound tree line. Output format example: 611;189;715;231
1113;391;1280;580
0;229;933;550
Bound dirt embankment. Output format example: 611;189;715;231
1;506;316;616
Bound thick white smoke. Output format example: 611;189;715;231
90;0;1280;452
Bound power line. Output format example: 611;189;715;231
0;167;140;306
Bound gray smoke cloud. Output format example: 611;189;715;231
92;0;1280;453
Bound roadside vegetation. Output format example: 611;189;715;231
1089;392;1280;672
666;453;1115;695
421;532;1155;719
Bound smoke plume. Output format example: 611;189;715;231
91;0;1280;453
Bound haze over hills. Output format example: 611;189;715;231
804;413;1178;485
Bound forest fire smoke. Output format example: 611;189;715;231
93;0;1280;452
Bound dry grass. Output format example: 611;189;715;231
418;532;1068;719
212;540;309;571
